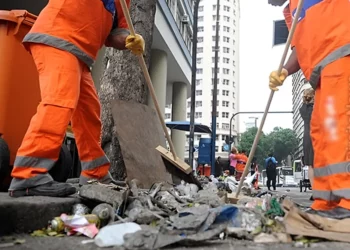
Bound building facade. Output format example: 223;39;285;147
165;0;241;159
292;70;312;159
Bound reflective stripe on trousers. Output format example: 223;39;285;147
9;44;110;191
309;44;350;89
313;162;350;201
310;56;350;210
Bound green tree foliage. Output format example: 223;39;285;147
238;127;299;168
237;127;266;167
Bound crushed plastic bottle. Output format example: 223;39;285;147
94;222;142;248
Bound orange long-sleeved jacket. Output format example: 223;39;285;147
284;0;350;89
23;0;130;67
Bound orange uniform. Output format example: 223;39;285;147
9;0;130;191
235;153;248;181
284;0;350;211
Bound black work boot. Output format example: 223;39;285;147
317;207;350;219
9;181;76;198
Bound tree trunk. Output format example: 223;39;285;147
98;0;157;180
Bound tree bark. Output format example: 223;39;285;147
98;0;157;180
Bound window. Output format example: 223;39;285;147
196;90;202;96
223;79;229;85
198;26;204;32
195;112;202;118
212;68;220;74
197;37;203;43
232;60;236;67
165;113;171;119
198;16;204;22
223;57;229;64
195;101;202;107
212;36;220;42
232;102;235;109
222;101;229;107
187;112;190;118
233;20;236;26
211;101;219;106
222;123;230;130
223;26;230;32
221;112;229;118
196;79;202;85
222;90;229;96
232;81;235;88
232;92;235;98
212;25;220;31
198;6;204;11
233;39;236;45
187;101;191;108
224;6;230;11
233;50;235;55
197;68;203;74
223;36;230;43
197;58;202;64
223;16;230;22
212;57;220;63
223;47;230;53
211;112;219;117
211;78;220;85
233;9;236;16
211;90;220;96
213;5;216;11
233;70;235;76
212;46;220;52
197;47;203;53
223;68;230;74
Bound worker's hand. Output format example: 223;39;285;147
125;34;145;55
269;68;288;91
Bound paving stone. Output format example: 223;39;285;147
79;185;126;206
0;192;81;235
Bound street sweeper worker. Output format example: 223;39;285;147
8;0;145;198
268;0;350;218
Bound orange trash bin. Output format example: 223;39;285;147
0;10;40;166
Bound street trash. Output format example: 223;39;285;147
72;203;90;215
94;222;141;247
283;199;350;243
50;214;100;238
91;203;115;227
224;176;238;192
123;223;228;250
266;197;284;217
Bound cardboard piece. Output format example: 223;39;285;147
283;199;350;242
111;100;172;188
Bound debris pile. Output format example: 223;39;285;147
28;177;350;248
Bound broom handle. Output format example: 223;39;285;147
235;0;304;198
119;0;178;160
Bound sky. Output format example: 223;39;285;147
238;0;293;134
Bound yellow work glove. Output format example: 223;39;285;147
269;68;289;91
125;34;145;56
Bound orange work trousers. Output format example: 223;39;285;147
311;56;350;211
9;44;110;191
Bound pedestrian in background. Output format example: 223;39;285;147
300;88;315;200
265;153;278;191
229;147;238;176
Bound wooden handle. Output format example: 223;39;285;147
119;0;178;160
235;0;305;198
